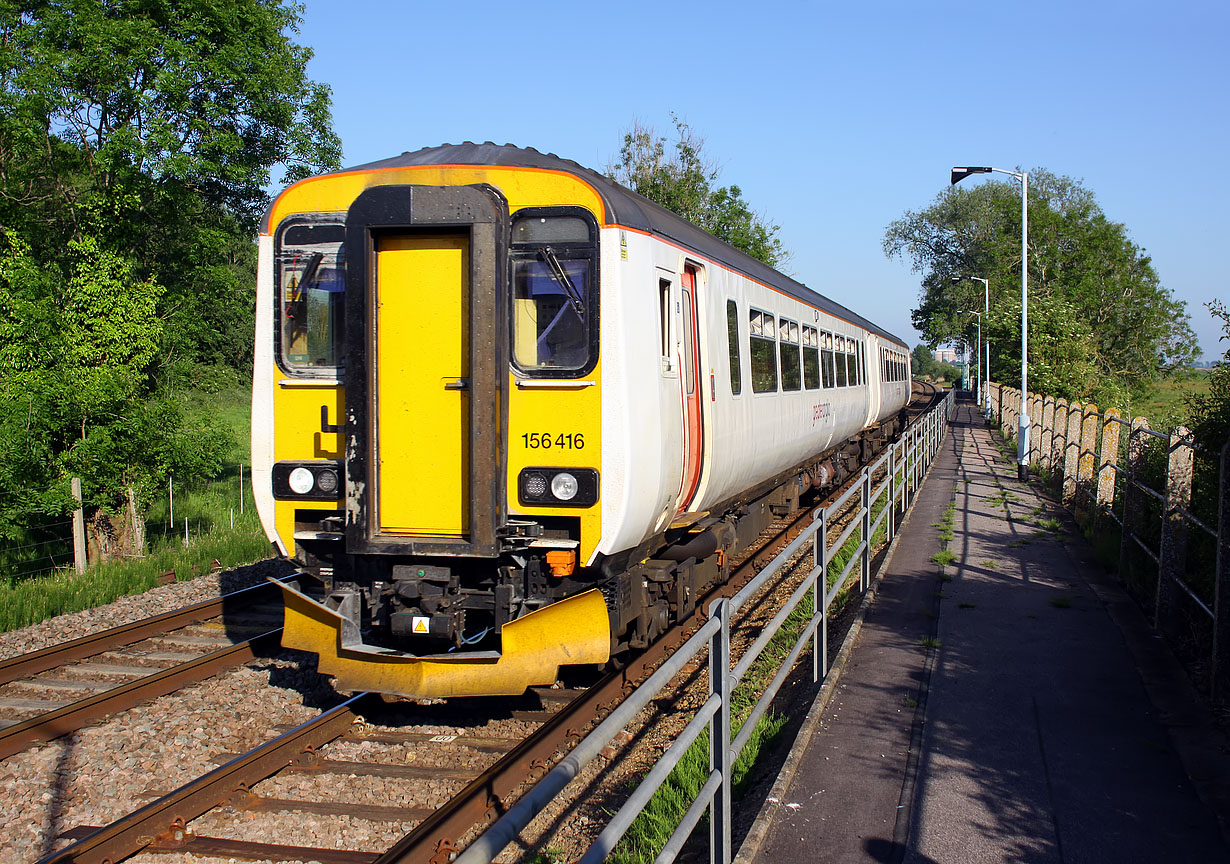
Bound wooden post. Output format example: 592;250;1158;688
1097;410;1123;526
1213;442;1230;701
1063;401;1083;507
1156;426;1194;632
71;478;86;574
1077;403;1099;521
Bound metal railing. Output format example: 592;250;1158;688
456;389;955;864
988;382;1230;699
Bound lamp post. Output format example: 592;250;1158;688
952;167;1029;480
959;309;982;407
953;275;990;420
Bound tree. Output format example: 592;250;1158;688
0;0;341;553
1185;300;1230;453
609;116;787;268
883;170;1195;410
911;344;936;378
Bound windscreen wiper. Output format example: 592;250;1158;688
539;246;585;317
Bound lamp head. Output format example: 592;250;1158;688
951;166;993;185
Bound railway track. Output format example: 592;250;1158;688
0;580;287;759
26;386;946;864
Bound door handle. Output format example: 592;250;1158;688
443;378;469;391
320;405;341;434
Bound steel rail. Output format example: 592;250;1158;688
0;629;284;760
34;693;371;864
0;579;284;686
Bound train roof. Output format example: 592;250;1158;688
274;142;907;349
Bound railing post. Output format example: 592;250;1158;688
1063;401;1083;507
1119;417;1151;588
1156;426;1194;633
1097;410;1123;527
1214;442;1230;701
888;445;897;543
1077;403;1100;522
710;598;732;864
815;508;829;682
861;467;872;591
1030;391;1043;466
1051;399;1068;483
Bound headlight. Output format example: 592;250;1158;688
273;461;344;500
550;472;578;501
288;466;315;495
518;467;598;507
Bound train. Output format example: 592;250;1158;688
251;143;912;699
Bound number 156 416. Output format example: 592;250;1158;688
521;432;585;450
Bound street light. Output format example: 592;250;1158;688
958;309;982;406
953;275;991;420
952;166;1029;480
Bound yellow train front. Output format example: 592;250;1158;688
251;146;613;698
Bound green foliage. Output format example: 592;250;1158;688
1185;301;1230;452
884;170;1195;409
0;0;340;543
609;116;787;268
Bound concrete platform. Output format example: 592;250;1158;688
742;398;1230;863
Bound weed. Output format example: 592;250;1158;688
931;550;956;567
1008;539;1031;548
905;696;918;708
1049;596;1073;609
980;559;999;570
958;602;977;609
920;637;941;649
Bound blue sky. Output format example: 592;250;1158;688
294;0;1227;360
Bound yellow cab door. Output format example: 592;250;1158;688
375;233;470;536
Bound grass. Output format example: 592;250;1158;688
931;550;956;567
1049;595;1073;609
0;383;272;632
0;524;270;632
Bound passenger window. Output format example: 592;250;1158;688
726;300;741;395
749;309;778;393
834;336;848;387
278;221;345;371
821;331;835;389
803;326;820;389
780;318;801;391
510;211;597;375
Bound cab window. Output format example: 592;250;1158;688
510;211;597;376
277;221;345;372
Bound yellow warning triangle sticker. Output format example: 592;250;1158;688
412;617;430;634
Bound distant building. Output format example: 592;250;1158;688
934;348;960;365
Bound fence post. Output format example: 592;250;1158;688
1063;401;1083;507
1156;426;1194;632
1076;403;1100;522
71;478;87;574
1051;400;1068;484
169;475;174;526
1041;397;1056;471
710;598;732;864
1213;442;1230;701
240;463;245;515
1030;391;1043;466
1097;410;1123;526
1119;418;1151;586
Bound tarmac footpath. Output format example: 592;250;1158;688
741;398;1230;864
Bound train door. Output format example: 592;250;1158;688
677;264;704;513
375;233;470;536
343;184;507;558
